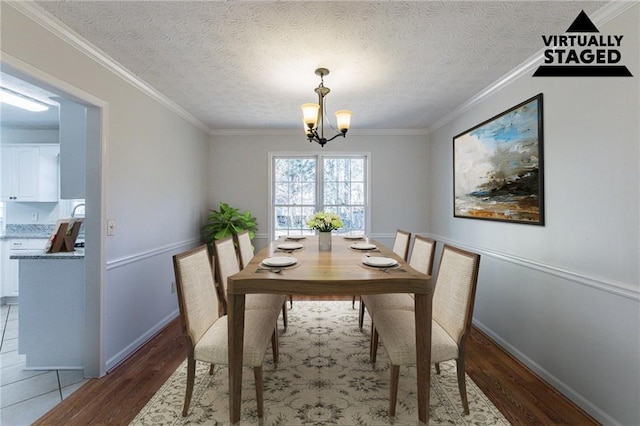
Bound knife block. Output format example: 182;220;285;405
48;220;83;253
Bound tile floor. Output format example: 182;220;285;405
1;304;88;425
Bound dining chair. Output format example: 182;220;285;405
352;229;413;309
359;235;436;330
235;230;291;325
235;230;255;272
371;244;480;417
392;229;412;260
215;236;288;330
172;245;279;418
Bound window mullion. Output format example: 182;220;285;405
317;154;324;212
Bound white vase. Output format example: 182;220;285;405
318;231;332;251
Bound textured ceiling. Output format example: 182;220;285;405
0;72;60;130
7;1;610;131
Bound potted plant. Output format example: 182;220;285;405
202;202;258;250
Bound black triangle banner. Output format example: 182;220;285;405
534;10;633;78
566;10;600;33
533;65;633;77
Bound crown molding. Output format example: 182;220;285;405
428;1;637;134
8;1;635;138
6;1;210;134
209;128;300;137
209;128;430;137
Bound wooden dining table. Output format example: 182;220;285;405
227;235;434;425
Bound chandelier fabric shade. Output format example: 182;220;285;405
301;68;352;147
301;103;320;128
335;110;352;131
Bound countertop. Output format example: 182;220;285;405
2;224;84;242
1;224;56;239
10;248;85;260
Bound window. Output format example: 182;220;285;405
270;153;369;240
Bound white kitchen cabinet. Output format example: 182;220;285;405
2;238;48;298
0;144;60;202
1;145;39;201
0;240;16;300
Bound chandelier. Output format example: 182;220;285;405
301;68;352;147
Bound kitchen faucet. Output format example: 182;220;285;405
71;203;85;218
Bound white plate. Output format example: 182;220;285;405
262;256;297;267
362;256;398;268
351;243;377;250
343;235;365;240
285;236;306;240
277;243;303;250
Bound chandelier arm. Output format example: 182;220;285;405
317;91;325;140
325;131;348;143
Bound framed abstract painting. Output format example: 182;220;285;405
453;93;544;225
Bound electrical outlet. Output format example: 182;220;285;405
31;212;38;221
171;281;176;294
107;219;116;236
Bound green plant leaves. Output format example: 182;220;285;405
201;202;258;247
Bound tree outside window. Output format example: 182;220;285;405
271;154;368;240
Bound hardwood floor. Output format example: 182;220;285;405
34;296;597;425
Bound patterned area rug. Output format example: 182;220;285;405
131;301;509;425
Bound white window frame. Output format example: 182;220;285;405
268;151;371;241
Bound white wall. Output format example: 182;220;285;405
427;5;639;425
6;202;59;225
2;4;210;372
208;133;430;250
0;128;58;144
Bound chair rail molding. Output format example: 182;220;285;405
422;233;639;302
106;237;201;270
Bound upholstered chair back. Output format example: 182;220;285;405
408;235;436;275
392;229;411;260
432;245;480;344
214;236;240;297
173;245;219;346
235;230;254;270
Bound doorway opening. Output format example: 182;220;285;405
1;59;106;378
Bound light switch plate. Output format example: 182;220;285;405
107;219;116;236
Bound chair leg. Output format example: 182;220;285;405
183;356;196;417
209;363;215;375
289;294;293;308
271;326;279;366
352;295;356;308
389;365;400;419
254;366;264;419
281;302;288;331
358;298;365;330
456;357;469;415
370;324;378;364
435;362;440;374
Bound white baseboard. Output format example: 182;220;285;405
105;308;179;373
473;318;621;426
